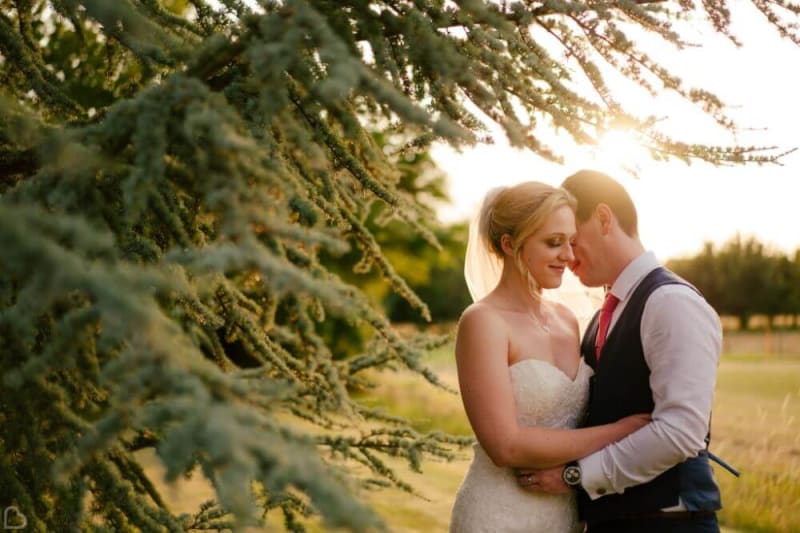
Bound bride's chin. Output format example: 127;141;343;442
539;280;563;290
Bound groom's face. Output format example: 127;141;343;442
568;214;606;287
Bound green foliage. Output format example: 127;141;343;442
667;235;800;329
1;1;799;531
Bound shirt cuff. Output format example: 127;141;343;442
578;452;617;500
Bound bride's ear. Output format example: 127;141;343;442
500;233;515;256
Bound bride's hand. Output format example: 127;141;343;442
614;413;651;436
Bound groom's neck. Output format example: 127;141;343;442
606;236;646;285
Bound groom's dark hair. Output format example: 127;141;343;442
561;169;638;237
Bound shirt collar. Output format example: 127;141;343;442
609;251;660;302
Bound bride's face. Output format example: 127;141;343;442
519;205;576;290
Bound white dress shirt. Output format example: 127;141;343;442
578;251;722;504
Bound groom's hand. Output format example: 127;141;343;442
515;466;571;495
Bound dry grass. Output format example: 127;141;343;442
708;354;800;532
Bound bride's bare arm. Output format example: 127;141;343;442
456;305;649;469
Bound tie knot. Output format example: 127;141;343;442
601;293;620;314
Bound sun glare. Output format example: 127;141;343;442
575;129;654;176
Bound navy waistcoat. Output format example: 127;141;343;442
577;267;721;523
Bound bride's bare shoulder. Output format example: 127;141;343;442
456;302;510;356
549;301;580;333
550;300;578;320
458;301;507;331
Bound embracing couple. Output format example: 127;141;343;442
449;170;724;532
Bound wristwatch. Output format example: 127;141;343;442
562;461;582;487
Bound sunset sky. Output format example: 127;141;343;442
431;6;800;261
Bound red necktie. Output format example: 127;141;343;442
595;293;620;360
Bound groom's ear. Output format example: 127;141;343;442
595;204;613;235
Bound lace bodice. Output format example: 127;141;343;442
509;358;591;429
450;358;592;533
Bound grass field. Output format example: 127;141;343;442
708;353;800;532
146;347;800;532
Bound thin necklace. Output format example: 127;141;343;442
530;304;551;333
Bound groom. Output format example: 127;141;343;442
517;170;723;532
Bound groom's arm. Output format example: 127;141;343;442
578;284;722;500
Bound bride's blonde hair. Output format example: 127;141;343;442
479;182;576;297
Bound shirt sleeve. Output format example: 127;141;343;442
578;284;722;499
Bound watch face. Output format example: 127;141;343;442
563;465;581;486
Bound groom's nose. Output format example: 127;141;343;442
568;258;579;272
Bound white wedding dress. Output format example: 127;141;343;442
449;358;592;533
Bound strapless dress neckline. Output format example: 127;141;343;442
509;357;589;383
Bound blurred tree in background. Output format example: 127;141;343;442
383;220;471;326
668;236;800;330
1;1;799;531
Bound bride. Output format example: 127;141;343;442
449;182;649;532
